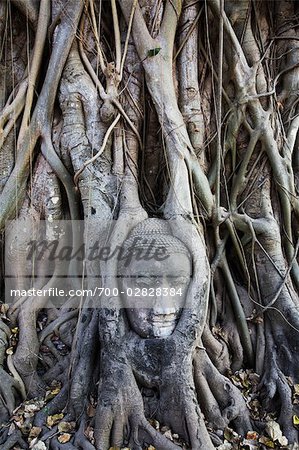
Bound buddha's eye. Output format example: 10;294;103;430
134;277;152;288
170;276;190;287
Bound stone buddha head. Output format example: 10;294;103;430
118;219;192;338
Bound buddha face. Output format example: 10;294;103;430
120;252;192;338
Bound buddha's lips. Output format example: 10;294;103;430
151;314;178;325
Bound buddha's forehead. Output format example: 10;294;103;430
122;253;192;277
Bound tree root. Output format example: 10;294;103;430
260;342;299;442
261;367;298;441
139;417;181;450
42;356;70;384
12;306;46;398
39;311;78;344
0;429;28;450
68;311;98;419
154;349;215;450
0;320;24;423
193;349;252;436
73;414;96;450
34;386;68;428
50;437;77;450
202;324;231;374
6;354;26;400
0;368;22;424
94;356;182;450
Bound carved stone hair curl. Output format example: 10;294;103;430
117;218;191;275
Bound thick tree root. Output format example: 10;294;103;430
68;311;98;419
0;368;23;424
193;349;252;435
0;319;24;423
94;357;183;450
73;416;96;450
260;340;299;443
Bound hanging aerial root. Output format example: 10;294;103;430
0;0;84;230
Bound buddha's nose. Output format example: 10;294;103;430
153;297;177;315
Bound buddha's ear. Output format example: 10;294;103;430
170;218;210;345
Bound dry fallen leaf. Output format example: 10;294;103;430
58;433;72;443
29;426;42;438
46;413;64;427
25;401;45;415
216;443;233;450
265;419;288;445
31;441;47;450
246;431;258;440
45;383;61;401
259;436;275;448
163;429;173;441
84;425;94;443
224;427;240;444
148;419;159;430
87;403;96;417
0;303;9;315
51;387;61;395
58;421;76;432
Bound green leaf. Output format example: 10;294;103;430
147;47;161;57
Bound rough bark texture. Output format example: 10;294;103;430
0;1;299;449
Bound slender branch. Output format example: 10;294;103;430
74;114;121;185
78;20;106;99
0;79;28;130
0;0;84;230
79;11;141;147
119;0;138;80
17;0;50;147
43;132;80;221
215;0;223;212
118;0;155;60
208;0;249;77
230;129;261;208
0;83;28;148
111;0;122;73
112;99;143;148
262;239;299;313
88;0;106;74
